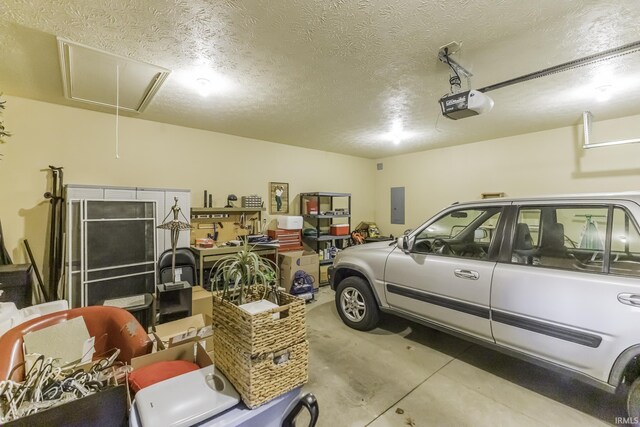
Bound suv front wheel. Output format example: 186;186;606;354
335;276;380;331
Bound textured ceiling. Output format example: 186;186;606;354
1;0;639;158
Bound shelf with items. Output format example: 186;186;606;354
190;207;273;287
190;207;266;246
299;192;351;285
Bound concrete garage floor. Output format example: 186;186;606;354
302;287;626;427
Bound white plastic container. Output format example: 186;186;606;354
277;216;303;230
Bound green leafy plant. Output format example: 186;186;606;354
211;239;279;305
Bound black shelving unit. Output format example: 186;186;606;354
299;192;351;284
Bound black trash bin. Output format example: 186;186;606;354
0;264;33;309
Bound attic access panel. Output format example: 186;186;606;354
57;38;170;113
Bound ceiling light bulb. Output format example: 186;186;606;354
196;78;211;97
390;120;404;144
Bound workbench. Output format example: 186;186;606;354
190;244;279;287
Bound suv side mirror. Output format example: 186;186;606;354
474;229;488;240
398;235;414;254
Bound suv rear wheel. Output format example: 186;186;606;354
628;376;640;418
335;276;379;331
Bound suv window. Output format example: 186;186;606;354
610;207;640;277
413;207;502;259
512;206;608;272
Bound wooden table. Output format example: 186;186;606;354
190;245;279;287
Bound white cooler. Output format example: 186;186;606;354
277;216;303;230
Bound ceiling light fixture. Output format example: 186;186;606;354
382;119;413;145
175;67;235;98
391;121;403;145
196;78;212;97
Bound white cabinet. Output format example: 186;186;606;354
65;186;104;199
104;188;136;200
136;189;167;254
136;189;192;253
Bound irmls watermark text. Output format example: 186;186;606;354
615;416;639;425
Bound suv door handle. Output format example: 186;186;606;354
618;293;640;306
454;269;479;280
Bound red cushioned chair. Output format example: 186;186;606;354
0;305;153;381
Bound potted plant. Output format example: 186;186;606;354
210;238;279;305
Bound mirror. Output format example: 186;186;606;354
398;234;415;254
474;229;488;240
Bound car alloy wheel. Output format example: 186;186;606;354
340;286;366;322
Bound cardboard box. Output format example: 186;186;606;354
278;251;319;291
320;265;329;283
153;314;213;353
192;286;213;319
278;250;319;268
131;341;212;371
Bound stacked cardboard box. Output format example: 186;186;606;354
278;251;319;292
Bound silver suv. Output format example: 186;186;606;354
329;193;640;417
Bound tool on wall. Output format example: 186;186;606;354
211;222;223;241
248;216;258;234
43;165;64;301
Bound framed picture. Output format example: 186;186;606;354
269;182;289;214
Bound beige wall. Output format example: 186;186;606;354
3;95;640;276
0;96;376;272
375;113;640;236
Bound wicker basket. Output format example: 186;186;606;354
211;289;308;408
212;290;306;355
214;338;309;408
